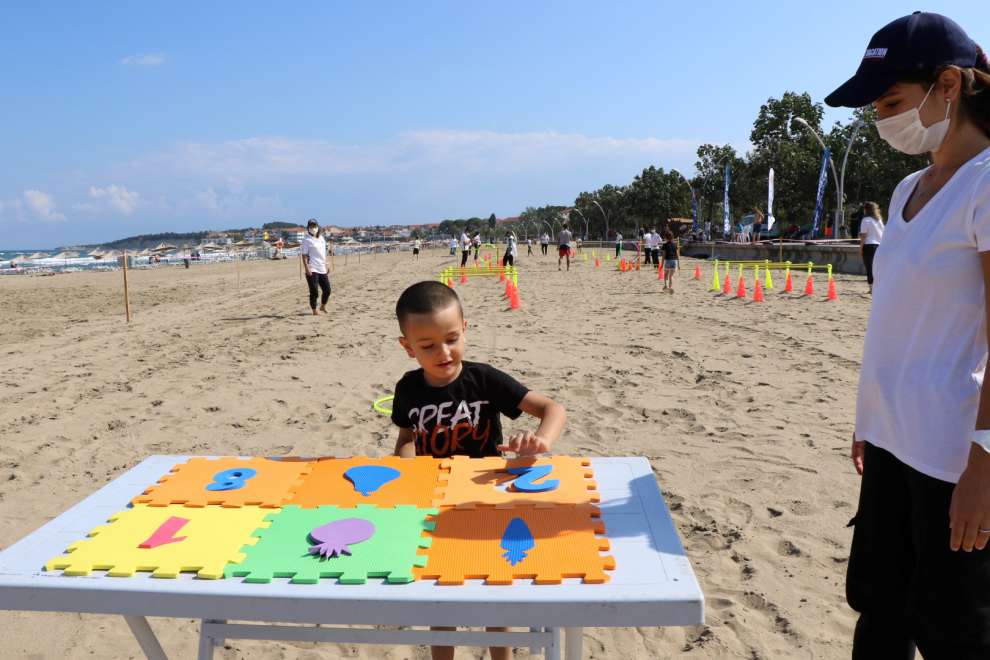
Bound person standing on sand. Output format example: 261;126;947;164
301;219;330;316
527;238;534;256
557;223;573;271
413;238;422;260
859;202;885;294
460;230;470;268
828;12;990;658
540;232;549;256
661;230;679;293
614;232;623;258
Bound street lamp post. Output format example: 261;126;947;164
570;208;589;241
794;116;863;240
591;200;609;242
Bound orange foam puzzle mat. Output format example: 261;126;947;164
132;457;312;508
45;504;271;579
286;456;444;508
416;505;614;585
438;455;599;508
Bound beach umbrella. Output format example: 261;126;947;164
150;242;177;253
88;248;104;258
51;251;80;260
100;250;119;260
27;252;48;260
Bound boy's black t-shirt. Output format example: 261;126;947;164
391;361;529;458
662;241;678;260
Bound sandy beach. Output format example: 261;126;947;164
0;248;870;659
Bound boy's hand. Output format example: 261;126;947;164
498;431;552;456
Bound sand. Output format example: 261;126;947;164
0;248;870;659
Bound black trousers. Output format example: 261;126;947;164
461;250;469;267
502;253;514;268
306;272;331;309
541;244;548;255
847;442;990;660
863;244;879;285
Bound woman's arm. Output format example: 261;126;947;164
948;251;990;552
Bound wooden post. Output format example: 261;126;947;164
122;249;131;323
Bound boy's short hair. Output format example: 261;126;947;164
396;281;463;332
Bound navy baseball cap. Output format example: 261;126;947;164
826;12;979;108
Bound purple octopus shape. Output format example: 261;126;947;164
308;518;376;559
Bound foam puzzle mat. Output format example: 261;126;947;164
46;455;613;585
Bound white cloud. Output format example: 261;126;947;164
89;184;141;214
23;190;65;222
120;53;165;66
132;130;697;183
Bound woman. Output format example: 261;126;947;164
502;232;517;268
661;230;678;293
827;12;990;658
300;218;330;316
858;202;885;294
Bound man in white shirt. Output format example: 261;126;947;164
301;219;330;315
413;238;422;260
557;223;574;271
614;232;623;258
540;232;550;256
459;231;470;267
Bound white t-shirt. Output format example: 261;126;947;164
301;235;328;275
540;233;549;245
615;233;623;245
860;216;885;245
855;146;990;483
449;238;457;249
460;233;470;250
558;229;573;247
414;239;422;250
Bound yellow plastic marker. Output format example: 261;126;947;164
710;259;721;291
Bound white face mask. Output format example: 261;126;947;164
875;85;951;155
309;227;318;236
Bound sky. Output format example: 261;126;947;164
1;1;987;249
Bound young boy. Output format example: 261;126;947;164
391;280;566;660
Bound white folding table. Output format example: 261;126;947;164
0;455;703;659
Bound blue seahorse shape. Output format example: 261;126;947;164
500;517;535;566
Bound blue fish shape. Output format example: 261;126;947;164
344;465;400;496
500;517;535;566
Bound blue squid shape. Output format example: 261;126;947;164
500;517;535;566
344;465;400;496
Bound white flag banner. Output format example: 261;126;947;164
767;168;776;233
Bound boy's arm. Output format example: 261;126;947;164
394;427;416;458
498;391;566;456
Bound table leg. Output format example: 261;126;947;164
123;615;168;660
564;627;583;660
197;619;222;660
545;627;562;660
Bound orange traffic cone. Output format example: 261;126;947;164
447;277;454;287
723;272;732;295
804;274;814;296
620;259;627;272
753;278;764;302
657;263;664;280
635;260;640;271
693;264;702;280
499;271;505;282
827;276;838;301
736;275;747;299
595;257;601;268
509;289;520;310
504;279;512;297
784;270;793;293
460;273;468;285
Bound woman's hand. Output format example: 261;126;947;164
852;435;865;476
949;443;990;552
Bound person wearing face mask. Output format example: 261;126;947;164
301;219;330;316
826;12;990;659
